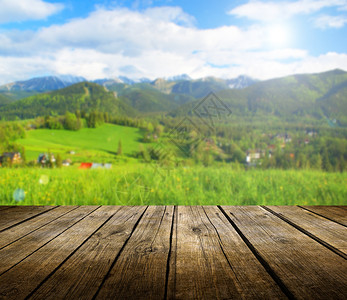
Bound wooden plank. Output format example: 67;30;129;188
0;206;78;249
0;206;119;300
0;206;14;212
0;206;97;275
0;206;55;231
95;206;173;300
265;206;347;255
300;206;347;226
200;206;286;299
29;206;147;300
221;206;347;300
168;206;277;300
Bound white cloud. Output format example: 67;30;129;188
0;0;64;24
0;5;346;84
229;0;347;22
314;15;347;28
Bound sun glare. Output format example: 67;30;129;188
267;24;290;48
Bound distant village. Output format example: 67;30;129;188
0;129;317;168
0;151;112;169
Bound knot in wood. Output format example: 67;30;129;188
192;227;202;234
135;245;157;255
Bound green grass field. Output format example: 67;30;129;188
0;166;346;205
17;124;145;162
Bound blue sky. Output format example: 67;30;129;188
0;0;346;84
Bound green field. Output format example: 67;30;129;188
17;124;145;162
1;166;346;205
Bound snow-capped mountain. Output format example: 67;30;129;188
226;75;258;89
0;75;86;92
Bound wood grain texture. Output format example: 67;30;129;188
0;206;55;231
168;206;271;300
0;206;95;275
265;206;347;255
0;206;346;300
29;206;147;300
301;206;347;226
200;206;286;299
0;206;77;249
221;206;347;300
0;206;14;212
0;206;114;300
95;206;173;300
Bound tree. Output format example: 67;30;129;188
56;154;63;168
64;112;80;131
310;154;322;170
138;144;150;161
147;122;154;133
202;150;213;167
154;124;164;137
322;147;333;172
117;140;123;155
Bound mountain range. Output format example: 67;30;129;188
0;69;346;126
0;74;258;99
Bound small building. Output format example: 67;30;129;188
38;154;47;166
276;133;292;143
62;159;72;166
91;163;112;169
306;130;316;137
38;153;56;167
0;152;22;166
104;163;112;169
79;162;112;169
246;150;264;164
79;162;93;169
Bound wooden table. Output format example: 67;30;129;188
0;206;346;299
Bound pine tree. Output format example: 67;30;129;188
117;140;123;155
56;154;63;168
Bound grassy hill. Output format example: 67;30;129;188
0;82;136;120
1;69;346;124
120;89;194;112
171;77;231;98
171;69;347;126
0;90;39;101
104;81;195;112
0;93;11;107
17;123;146;162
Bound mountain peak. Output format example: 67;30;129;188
167;74;191;81
0;75;86;92
226;75;258;89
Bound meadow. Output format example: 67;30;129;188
0;165;346;206
17;124;146;162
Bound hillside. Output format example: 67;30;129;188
0;93;11;107
1;69;346;124
172;69;347;126
0;82;136;120
171;77;244;98
120;89;194;112
17;123;145;162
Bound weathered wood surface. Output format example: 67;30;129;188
221;206;347;299
31;206;147;300
264;206;347;256
300;206;347;226
0;206;345;300
0;206;77;250
0;206;55;232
